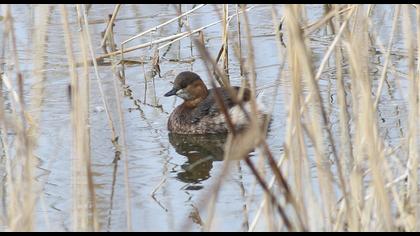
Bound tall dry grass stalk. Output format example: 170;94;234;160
221;4;229;80
402;4;419;231
0;4;50;231
102;4;133;231
61;4;98;231
346;6;392;230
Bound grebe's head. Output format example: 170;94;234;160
164;71;209;102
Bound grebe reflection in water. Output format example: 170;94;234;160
168;133;226;187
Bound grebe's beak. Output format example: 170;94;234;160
164;87;178;97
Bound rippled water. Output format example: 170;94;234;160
0;4;413;231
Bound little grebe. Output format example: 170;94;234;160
164;71;269;134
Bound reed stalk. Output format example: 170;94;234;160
402;4;419;231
